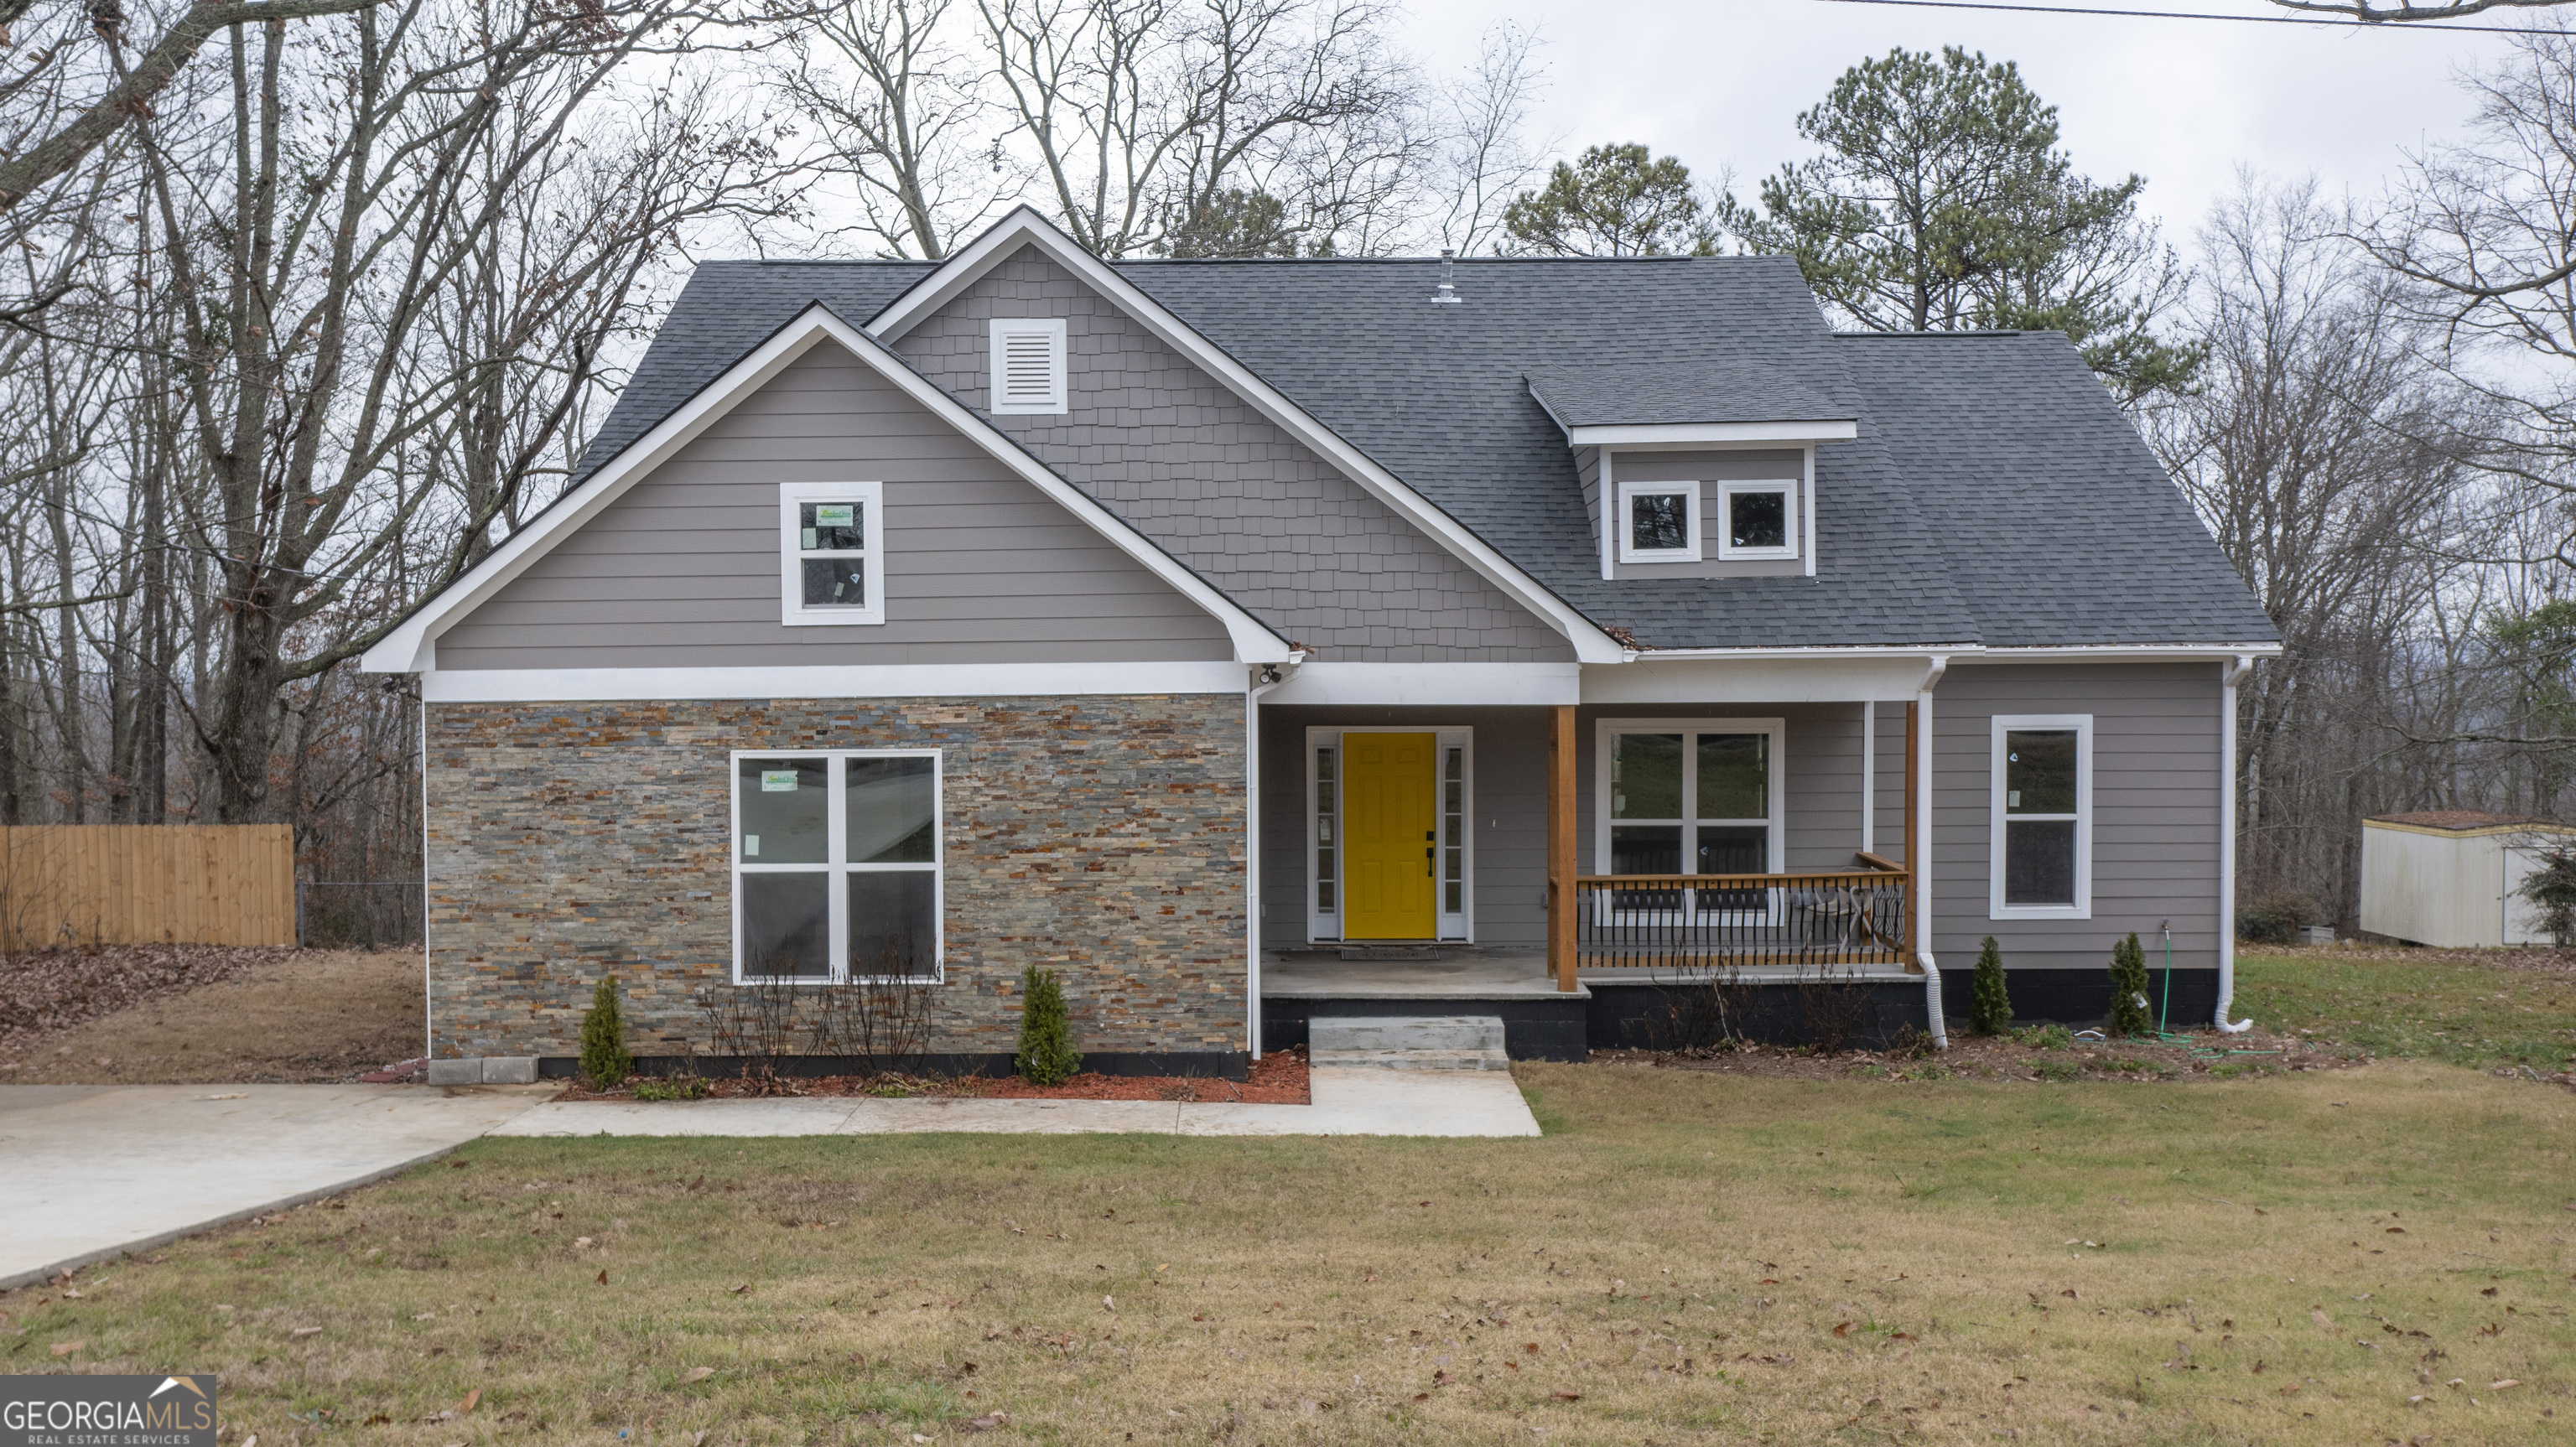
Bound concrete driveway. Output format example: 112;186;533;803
0;1083;552;1289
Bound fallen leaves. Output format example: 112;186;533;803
2309;1309;2335;1332
48;1341;83;1357
685;1367;714;1382
1550;1391;1582;1402
290;1326;323;1338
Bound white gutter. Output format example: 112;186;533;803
1243;655;1304;1061
2215;653;2257;1034
1916;654;1950;1049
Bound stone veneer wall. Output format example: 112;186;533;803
425;694;1249;1063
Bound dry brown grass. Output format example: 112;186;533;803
2;1061;2568;1444
0;947;420;1083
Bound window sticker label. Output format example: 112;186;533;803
801;527;817;548
814;504;854;527
761;770;797;792
745;835;760;856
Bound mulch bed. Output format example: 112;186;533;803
0;944;292;1045
557;1046;1311;1105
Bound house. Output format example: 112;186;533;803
360;207;2280;1076
2359;812;2575;947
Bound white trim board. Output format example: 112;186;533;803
1564;420;1856;447
418;661;1251;703
1989;713;2094;921
865;207;1625;665
1262;661;1580;707
358;304;1291;674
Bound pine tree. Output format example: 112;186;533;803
1969;936;2012;1035
2106;933;2153;1037
1016;965;1082;1086
579;974;633;1088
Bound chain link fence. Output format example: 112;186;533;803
296;879;425;948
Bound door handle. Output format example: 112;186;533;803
1426;845;1434;876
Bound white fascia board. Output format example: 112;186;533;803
867;209;1626;665
1565;420;1857;447
1583;656;1936;705
362;303;1291;673
421;661;1251;703
1260;661;1579;707
1954;644;2284;663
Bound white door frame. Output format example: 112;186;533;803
1304;725;1475;943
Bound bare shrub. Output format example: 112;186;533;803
1791;964;1883;1054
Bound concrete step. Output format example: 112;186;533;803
1308;1015;1510;1071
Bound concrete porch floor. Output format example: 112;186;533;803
1259;949;1580;999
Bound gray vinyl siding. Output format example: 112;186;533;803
434;341;1235;669
1928;662;2223;973
891;246;1576;662
1607;449;1807;580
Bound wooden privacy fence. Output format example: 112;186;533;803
0;825;296;949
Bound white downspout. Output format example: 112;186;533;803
1244;657;1301;1061
1916;655;1950;1048
2215;654;2256;1034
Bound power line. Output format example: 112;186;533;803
1811;0;2563;35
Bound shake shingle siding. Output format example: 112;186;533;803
890;248;1573;661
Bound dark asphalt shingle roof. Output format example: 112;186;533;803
565;249;2275;651
1524;361;1851;428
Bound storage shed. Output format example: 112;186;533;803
2358;812;2576;947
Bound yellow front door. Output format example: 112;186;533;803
1342;732;1436;940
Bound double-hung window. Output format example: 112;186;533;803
779;481;884;626
1717;480;1797;559
732;749;942;982
1597;718;1784;911
1617;480;1701;563
1990;715;2091;918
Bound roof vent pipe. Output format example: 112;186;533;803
1430;249;1462;305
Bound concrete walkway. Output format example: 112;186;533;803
491;1066;1540;1139
0;1070;1538;1287
0;1082;553;1289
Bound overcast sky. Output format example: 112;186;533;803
1394;0;2541;247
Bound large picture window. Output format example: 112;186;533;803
1595;718;1785;909
1990;715;2091;919
778;480;885;626
732;749;940;982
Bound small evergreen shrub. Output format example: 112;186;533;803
1968;936;2012;1035
1015;965;1081;1085
2106;932;2153;1037
579;974;634;1088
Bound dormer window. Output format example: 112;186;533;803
779;480;885;626
1618;480;1700;563
1717;480;1798;560
988;318;1067;414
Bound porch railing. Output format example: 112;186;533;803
1572;866;1912;972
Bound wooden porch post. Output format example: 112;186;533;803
1549;703;1577;992
1903;701;1919;969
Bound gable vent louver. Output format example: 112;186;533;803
988;318;1068;414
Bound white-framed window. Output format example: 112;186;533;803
1594;718;1785;911
1617;480;1701;563
1990;715;2091;920
731;749;942;983
778;480;885;627
988;317;1068;414
1716;480;1798;559
1303;726;1473;942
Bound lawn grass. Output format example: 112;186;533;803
2237;948;2576;1072
6;1063;2571;1444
